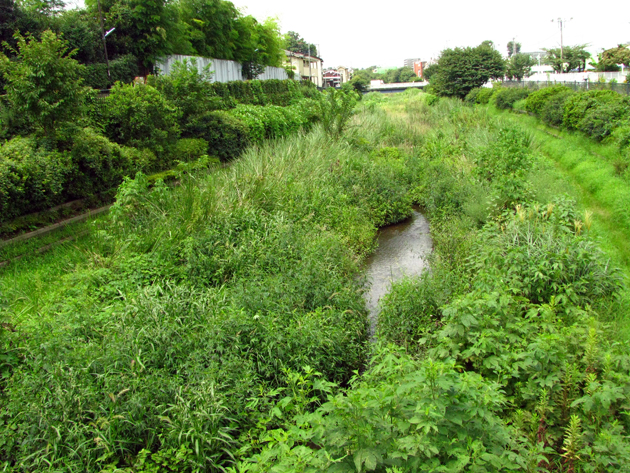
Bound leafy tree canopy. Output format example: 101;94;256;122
6;0;290;75
506;52;535;80
429;42;505;98
0;30;87;139
593;44;630;71
283;31;317;57
507;40;521;57
543;44;590;73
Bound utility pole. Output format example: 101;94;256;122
558;18;564;74
513;37;516;57
553;17;572;74
308;44;312;85
96;0;111;79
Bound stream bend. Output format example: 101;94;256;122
363;210;433;332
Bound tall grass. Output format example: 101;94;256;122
0;110;429;470
2;92;630;471
233;94;630;473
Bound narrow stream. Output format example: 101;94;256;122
363;210;433;333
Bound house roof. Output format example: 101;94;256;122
284;50;323;61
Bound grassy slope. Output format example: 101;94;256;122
487;107;630;337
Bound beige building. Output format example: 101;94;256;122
284;50;323;87
337;66;353;83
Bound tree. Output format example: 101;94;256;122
0;0;19;46
543;44;590;73
0;30;87;140
399;67;420;82
19;0;65;17
347;76;368;93
284;31;317;57
507;40;521;57
429;42;505;98
506;53;535;80
593;44;630;71
177;0;238;60
422;63;438;82
55;9;104;64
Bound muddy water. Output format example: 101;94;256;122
363;210;432;332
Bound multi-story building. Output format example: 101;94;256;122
323;69;342;88
413;61;429;79
337;66;353;83
284;50;323;87
404;57;422;69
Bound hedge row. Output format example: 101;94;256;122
1;55;321;223
465;85;531;110
466;84;630;146
0;131;167;221
0;82;319;223
82;55;140;90
526;87;630;144
197;78;317;108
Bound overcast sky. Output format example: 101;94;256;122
230;0;630;69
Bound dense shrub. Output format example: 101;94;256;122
172;137;209;163
578;97;630;141
494;87;530;110
202;78;307;107
228;80;267;105
184;111;250;161
152;59;226;125
525;85;572;115
475;87;496;105
242;350;516;472
66;127;136;198
228;103;309;143
82;55;140;90
472;126;534;210
540;89;574;127
610;121;630;148
316;87;359;138
0;136;69;221
293;97;322;125
104;82;180;160
464;87;481;103
260;78;303;106
562;89;621;130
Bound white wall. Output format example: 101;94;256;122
524;71;627;83
155;55;290;82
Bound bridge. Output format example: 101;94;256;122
367;81;428;93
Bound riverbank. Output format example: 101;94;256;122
0;93;427;470
2;91;629;471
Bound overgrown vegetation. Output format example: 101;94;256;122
2;89;630;472
0;35;318;224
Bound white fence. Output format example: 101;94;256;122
155;55;290;82
524;71;627;83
